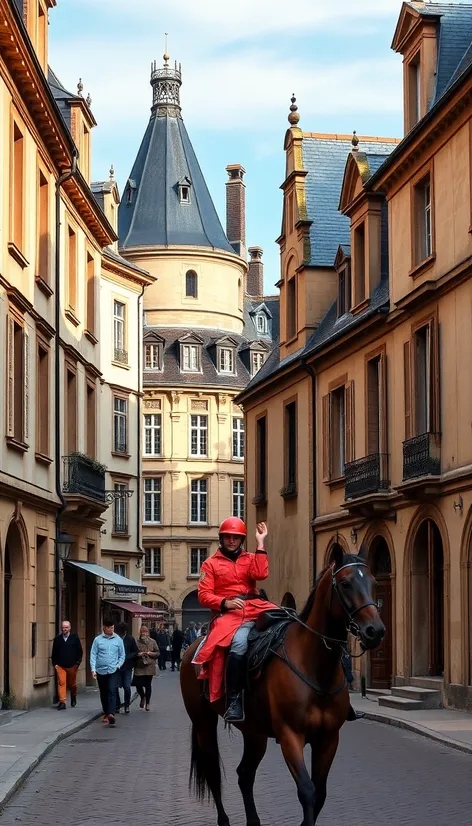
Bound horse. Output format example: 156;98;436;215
180;543;385;826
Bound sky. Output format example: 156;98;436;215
48;0;409;292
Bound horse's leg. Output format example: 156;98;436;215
311;731;339;823
279;728;316;826
190;712;230;826
237;732;268;826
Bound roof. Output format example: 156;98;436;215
417;3;472;104
118;75;233;253
103;246;152;278
302;137;398;267
242;295;280;342
47;67;80;133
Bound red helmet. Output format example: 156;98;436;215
219;517;247;537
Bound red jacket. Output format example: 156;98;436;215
193;548;275;702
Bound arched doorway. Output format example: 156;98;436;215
281;592;297;610
369;536;392;689
411;519;444;677
182;590;211;629
4;521;26;702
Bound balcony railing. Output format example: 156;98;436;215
344;454;389;500
114;348;128;364
63;454;106;501
113;518;129;534
403;432;440;481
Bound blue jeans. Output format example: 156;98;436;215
230;621;255;655
97;671;119;716
116;668;132;708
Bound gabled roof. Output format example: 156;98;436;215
177;332;204;345
301;135;400;267
339;150;395;212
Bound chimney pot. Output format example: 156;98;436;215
225;164;246;258
247;246;264;299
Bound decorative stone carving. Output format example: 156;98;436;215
171;392;181;408
191;399;208;411
143;399;162;410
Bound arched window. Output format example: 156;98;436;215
186;270;198;298
255;313;267;334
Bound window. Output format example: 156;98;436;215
113;301;127;364
189;547;207;576
11;121;24;252
65;366;77;454
255;416;267;503
144;548;162;576
219;347;234;374
36;339;49;456
113;483;128;533
232;418;245;459
283;401;297;494
113;397;127;453
190;415;208;457
190;479;208;523
186;270;198;298
181;186;190;204
144;343;161;370
86;380;96;458
86;252;95;336
144;478;162;523
144;413;161;456
66;225;77;312
414;175;432;265
322;382;355;481
6;315;29;446
233;480;245;519
37;170;49;285
366;351;388;480
181;343;200;372
353;223;365;305
251;351;265;376
407;320;439;437
286;276;296;340
114;562;127;577
256;313;267;334
338;264;351;318
408;52;421;129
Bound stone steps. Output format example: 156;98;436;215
378;694;425;711
391;686;442;708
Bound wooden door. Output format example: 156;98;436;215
370;576;392;689
428;521;444;676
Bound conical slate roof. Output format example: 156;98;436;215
118;56;233;253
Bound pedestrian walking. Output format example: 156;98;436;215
115;621;138;714
134;626;159;711
90;617;125;725
184;622;197;647
51;620;83;710
341;650;354;690
195;622;202;638
171;625;184;671
156;625;170;670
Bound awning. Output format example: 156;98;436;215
105;600;167;620
66;560;146;594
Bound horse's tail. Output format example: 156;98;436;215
189;710;222;802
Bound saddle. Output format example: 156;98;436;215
246;609;293;682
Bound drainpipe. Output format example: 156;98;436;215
136;283;146;565
54;152;78;636
302;360;317;584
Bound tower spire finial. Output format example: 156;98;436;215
163;32;169;64
150;45;182;117
288;93;300;126
351;130;359;151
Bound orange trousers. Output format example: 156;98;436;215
55;664;78;703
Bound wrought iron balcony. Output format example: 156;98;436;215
403;432;440;481
63;454;106;501
344;454;389;500
113;518;129;534
114;348;128;365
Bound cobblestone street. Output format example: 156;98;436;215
1;670;471;826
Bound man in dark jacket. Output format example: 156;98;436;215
51;620;83;710
115;621;138;713
156;626;170;670
171;626;184;671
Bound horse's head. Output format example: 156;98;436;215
330;544;385;650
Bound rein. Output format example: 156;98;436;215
270;562;375;696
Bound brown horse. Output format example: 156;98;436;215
180;544;385;826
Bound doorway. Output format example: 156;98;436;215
182;590;211;629
411;519;444;677
368;536;393;689
3;522;26;704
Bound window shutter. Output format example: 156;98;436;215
322;394;330;480
403;340;412;440
23;328;30;442
6;316;14;438
345;381;355;465
379;351;388;455
429;318;440;434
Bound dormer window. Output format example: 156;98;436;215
255;313;268;334
408;51;421;130
126;179;136;205
144;342;162;370
179;176;192;205
181;343;201;372
186;270;198;298
337;263;351;318
252;352;265;376
218;347;235;374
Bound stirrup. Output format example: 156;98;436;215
224;693;244;723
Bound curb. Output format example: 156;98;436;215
357;709;472;756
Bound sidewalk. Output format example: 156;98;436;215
351;691;472;754
0;688;104;810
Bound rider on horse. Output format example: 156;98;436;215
192;517;276;723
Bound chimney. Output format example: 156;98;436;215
247;247;264;299
225;164;246;258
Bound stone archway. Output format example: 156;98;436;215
181;590;211;630
368;536;393;689
410;519;444;677
4;520;27;703
281;592;297;610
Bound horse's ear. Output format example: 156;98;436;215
330;544;344;571
358;543;368;562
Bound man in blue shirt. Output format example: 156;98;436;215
90;618;125;725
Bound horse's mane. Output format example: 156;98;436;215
298;553;360;622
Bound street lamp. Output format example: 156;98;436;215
56;531;73;562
